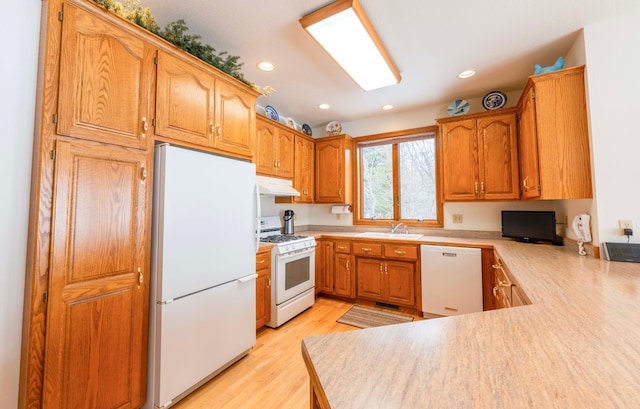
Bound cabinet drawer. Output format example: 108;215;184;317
256;250;271;269
352;242;382;257
335;241;351;253
383;244;418;260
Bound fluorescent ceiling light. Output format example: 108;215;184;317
257;61;275;71
300;0;401;91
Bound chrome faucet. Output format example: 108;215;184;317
390;222;408;234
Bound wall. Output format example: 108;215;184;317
583;7;640;244
0;1;40;407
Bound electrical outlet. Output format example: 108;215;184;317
452;214;463;224
619;220;633;235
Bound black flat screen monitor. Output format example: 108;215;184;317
501;210;561;245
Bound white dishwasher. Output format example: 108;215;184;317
420;245;482;318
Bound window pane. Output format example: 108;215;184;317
361;144;393;219
399;138;436;219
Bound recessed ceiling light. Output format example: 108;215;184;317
257;61;275;72
458;70;476;79
382;104;394;110
318;104;331;110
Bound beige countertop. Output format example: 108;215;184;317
301;232;640;408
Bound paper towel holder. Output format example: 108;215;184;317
330;205;352;214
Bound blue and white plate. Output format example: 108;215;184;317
302;124;312;136
482;91;507;110
264;105;279;121
447;99;470;116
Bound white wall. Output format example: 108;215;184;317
1;2;40;407
583;6;640;244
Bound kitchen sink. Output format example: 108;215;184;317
355;232;423;240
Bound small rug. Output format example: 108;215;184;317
337;305;414;329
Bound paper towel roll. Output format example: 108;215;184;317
331;205;351;214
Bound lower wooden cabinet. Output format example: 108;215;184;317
256;248;272;329
492;250;530;309
334;253;356;298
356;258;415;308
316;240;355;298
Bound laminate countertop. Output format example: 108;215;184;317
300;233;640;408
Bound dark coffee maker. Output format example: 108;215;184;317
283;210;295;235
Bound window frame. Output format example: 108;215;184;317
353;126;443;228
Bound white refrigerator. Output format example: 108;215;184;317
145;144;258;409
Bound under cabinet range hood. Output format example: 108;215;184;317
257;175;301;197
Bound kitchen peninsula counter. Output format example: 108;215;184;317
301;233;640;408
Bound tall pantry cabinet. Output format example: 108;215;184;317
19;1;259;408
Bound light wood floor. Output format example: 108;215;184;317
171;297;357;409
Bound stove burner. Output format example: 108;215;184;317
260;235;309;243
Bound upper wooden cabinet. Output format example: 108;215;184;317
155;50;216;147
293;135;315;203
44;139;150;409
315;135;354;203
516;66;593;199
439;110;519;201
57;3;153;149
155;51;257;159
256;116;295;178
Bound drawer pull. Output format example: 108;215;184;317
394;250;406;255
337;246;348;250
361;247;372;252
258;259;266;264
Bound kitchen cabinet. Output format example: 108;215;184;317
353;241;418;308
516;65;592;199
256;247;272;329
438;110;519;201
293;135;315;203
316;239;335;294
43;139;151;409
156;51;257;159
256;116;295;178
492;250;530;309
57;3;153;149
315;135;354;203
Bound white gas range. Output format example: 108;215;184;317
259;216;316;328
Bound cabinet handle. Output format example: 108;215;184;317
523;176;530;191
216;123;222;136
337;246;347;250
498;279;511;287
141;116;148;138
493;286;498;297
384;263;388;274
346;259;350;270
138;267;144;286
362;247;371;252
303;189;308;195
210;121;215;137
267;277;271;288
379;263;383;273
394;250;406;255
140;166;147;181
481;181;485;193
258;259;266;264
492;263;503;270
339;188;343;197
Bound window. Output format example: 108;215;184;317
356;127;441;227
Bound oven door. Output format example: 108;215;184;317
274;248;315;305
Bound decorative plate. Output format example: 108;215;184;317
447;99;470;116
482;91;507;110
326;121;343;135
264;105;279;121
302;124;312;136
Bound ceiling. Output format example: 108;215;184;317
141;0;636;129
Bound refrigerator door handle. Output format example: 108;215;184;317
255;184;261;253
237;273;259;283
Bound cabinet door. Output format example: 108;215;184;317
441;119;478;201
214;80;256;158
317;240;335;293
43;140;150;409
276;128;295;178
57;4;152;149
256;119;277;175
334;254;355;298
294;136;315;203
357;258;384;301
385;260;416;308
315;138;345;202
255;268;271;329
155;50;215;147
477;113;520;200
517;86;541;198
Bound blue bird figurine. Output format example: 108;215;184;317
534;56;565;75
